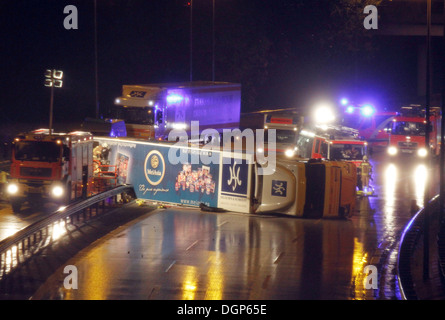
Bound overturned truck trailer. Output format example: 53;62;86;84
93;137;356;218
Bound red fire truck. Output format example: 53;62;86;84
323;125;372;194
7;129;94;212
386;106;440;157
357;111;397;149
262;110;330;159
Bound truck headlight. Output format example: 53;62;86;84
51;185;64;198
418;148;427;157
285;149;294;157
7;183;19;195
388;147;397;156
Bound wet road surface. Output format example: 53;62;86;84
27;150;438;300
0;197;61;241
0;151;437;300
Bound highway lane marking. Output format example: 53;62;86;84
186;240;200;251
217;220;228;228
273;251;285;264
165;260;176;273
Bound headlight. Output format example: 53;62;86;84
51;185;64;198
7;183;18;195
388;147;397;156
285;149;294;157
418;148;427;157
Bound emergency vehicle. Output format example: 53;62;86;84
262;111;329;159
342;106;396;150
7;129;94;212
323;125;373;195
386;105;441;157
357;111;397;149
325;126;368;166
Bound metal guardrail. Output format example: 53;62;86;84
437;206;445;288
0;184;135;280
397;195;439;300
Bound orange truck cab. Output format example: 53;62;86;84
7;129;94;212
386;105;440;158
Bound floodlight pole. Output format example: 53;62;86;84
45;69;63;137
49;84;54;137
212;0;215;82
190;0;193;82
440;0;445;224
94;0;100;118
423;0;431;281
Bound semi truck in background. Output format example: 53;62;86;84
7;129;95;212
113;81;241;141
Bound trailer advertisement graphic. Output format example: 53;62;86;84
94;138;219;207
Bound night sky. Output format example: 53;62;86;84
0;0;433;127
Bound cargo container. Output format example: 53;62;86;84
113;81;241;141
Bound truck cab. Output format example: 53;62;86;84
328;140;367;167
386;105;440;157
7;129;94;212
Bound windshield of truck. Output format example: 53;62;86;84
330;143;365;161
14;141;61;162
296;135;314;158
392;121;426;136
275;129;297;144
117;106;154;125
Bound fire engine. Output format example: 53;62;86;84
356;111;397;149
262;110;330;159
323;125;371;194
7;129;94;212
386;105;440;157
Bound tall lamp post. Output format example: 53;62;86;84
189;0;193;82
94;0;99;118
424;0;431;281
44;69;63;136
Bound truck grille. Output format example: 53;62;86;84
20;167;52;178
398;141;418;148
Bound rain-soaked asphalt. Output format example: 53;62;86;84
1;150;438;300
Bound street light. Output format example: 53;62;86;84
44;69;64;136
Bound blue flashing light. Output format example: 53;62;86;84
361;104;375;117
166;94;184;104
346;105;354;114
340;98;349;106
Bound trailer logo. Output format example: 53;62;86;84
227;161;242;191
129;90;146;98
144;150;165;186
271;180;287;197
221;157;248;196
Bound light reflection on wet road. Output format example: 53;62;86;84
5;150;438;300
